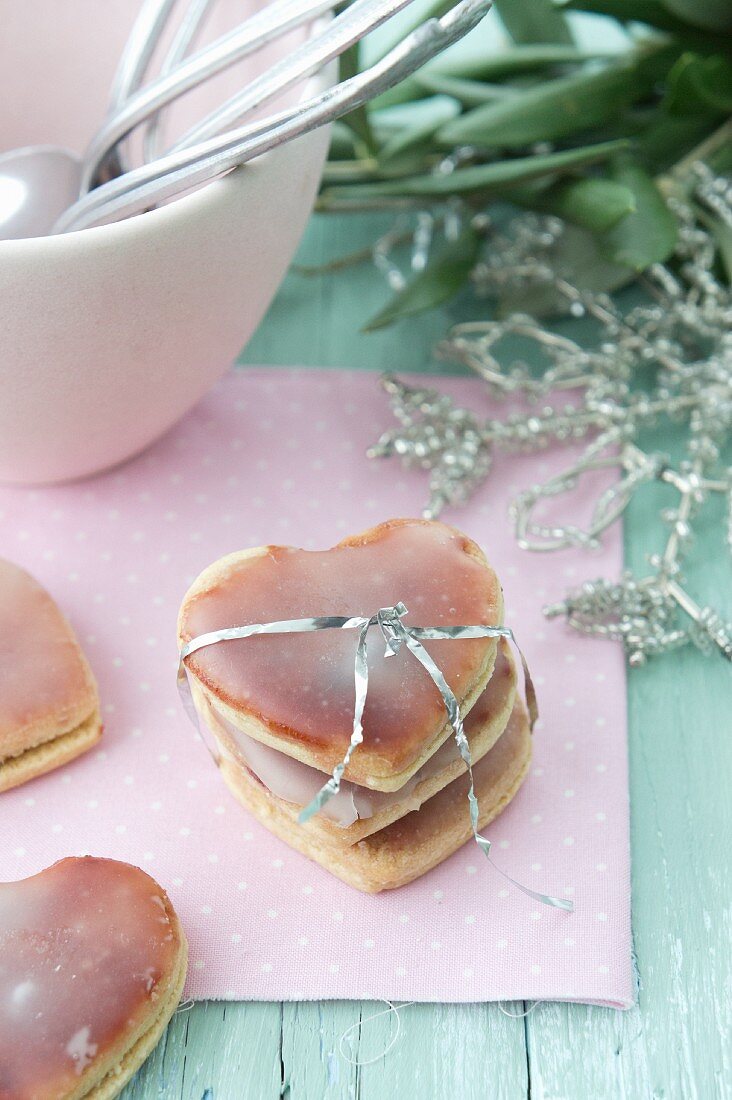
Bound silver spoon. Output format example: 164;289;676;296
0;0;177;240
0;146;82;240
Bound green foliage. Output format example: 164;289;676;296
373;44;619;109
363;224;483;330
531;177;637;232
496;221;636;316
318;0;731;325
321;141;629;201
493;0;574;45
659;0;732;33
337;42;377;155
562;0;732;54
414;73;519;107
378;98;460;163
599;161;678;268
437;63;641;148
665;53;732;115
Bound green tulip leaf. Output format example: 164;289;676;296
414;73;519;107
562;0;693;31
634;112;721;173
599;162;678;269
437;64;639;148
373;45;614;110
338;43;377;155
363;225;482;331
534;177;637;231
561;0;732;53
665;53;732;115
493;0;574;45
706;215;732;282
438;45;617;80
321;140;629;202
497;223;634;316
378;97;460;163
660;0;732;32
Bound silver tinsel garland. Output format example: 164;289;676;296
368;165;732;665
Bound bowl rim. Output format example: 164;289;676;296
0;12;333;255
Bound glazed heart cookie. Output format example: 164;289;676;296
0;558;101;793
0;857;188;1100
178;517;504;791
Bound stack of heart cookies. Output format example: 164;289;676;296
178;518;533;893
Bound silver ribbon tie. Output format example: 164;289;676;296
178;602;573;912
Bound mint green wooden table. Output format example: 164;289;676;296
123;214;730;1100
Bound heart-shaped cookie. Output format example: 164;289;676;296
0;558;101;793
178;519;504;791
0;857;187;1100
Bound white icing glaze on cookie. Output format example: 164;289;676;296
0;858;180;1099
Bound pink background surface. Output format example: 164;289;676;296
0;368;634;1008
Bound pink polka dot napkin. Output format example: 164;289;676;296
0;369;634;1008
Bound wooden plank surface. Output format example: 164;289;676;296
121;213;731;1100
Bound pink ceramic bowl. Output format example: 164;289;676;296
0;1;331;483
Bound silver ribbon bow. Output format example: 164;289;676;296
178;603;573;912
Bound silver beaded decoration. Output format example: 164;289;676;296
368;165;732;665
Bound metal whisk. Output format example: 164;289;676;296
54;0;492;233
